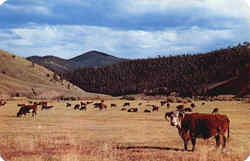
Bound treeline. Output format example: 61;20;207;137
65;44;250;96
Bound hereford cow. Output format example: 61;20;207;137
123;102;130;107
17;105;37;117
128;108;138;112
165;111;230;151
152;105;159;112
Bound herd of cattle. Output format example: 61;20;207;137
0;99;231;151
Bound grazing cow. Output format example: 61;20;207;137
160;101;167;106
144;109;151;113
176;105;184;111
121;108;127;111
17;105;37;117
152;105;159;112
111;103;117;108
165;111;230;151
212;108;219;114
94;103;107;110
66;103;71;108
191;103;195;108
123;102;130;107
74;104;80;110
128;108;138;112
41;105;54;110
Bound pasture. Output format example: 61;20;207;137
0;100;249;161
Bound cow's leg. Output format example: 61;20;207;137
215;135;221;149
222;135;226;149
183;138;189;151
191;137;196;151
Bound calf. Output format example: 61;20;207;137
165;111;230;151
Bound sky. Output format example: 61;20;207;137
0;0;250;59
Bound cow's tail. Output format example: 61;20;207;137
227;119;230;141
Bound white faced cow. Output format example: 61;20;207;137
165;111;230;151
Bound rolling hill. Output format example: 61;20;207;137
0;50;108;99
27;50;126;74
65;44;250;97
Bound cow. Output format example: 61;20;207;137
144;109;151;113
128;108;138;112
160;101;167;106
123;102;130;107
176;105;184;111
212;108;219;114
74;104;80;110
17;105;37;117
0;100;6;107
66;103;71;108
111;103;117;108
165;111;230;151
191;103;195;108
121;108;127;111
152;105;159;112
94;103;107;110
167;103;170;108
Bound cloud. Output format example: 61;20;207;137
0;23;248;59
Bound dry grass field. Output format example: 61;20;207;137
0;100;249;161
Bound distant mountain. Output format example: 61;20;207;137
0;50;108;99
27;50;126;74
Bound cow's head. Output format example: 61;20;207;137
165;111;184;127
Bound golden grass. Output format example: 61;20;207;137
0;100;249;161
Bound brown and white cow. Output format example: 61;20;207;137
165;111;230;151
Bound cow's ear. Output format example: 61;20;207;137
165;112;173;121
179;112;185;119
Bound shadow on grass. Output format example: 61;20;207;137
117;146;192;152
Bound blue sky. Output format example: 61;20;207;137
0;0;250;59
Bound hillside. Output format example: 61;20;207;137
65;44;250;97
0;50;108;99
27;50;125;74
